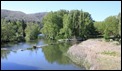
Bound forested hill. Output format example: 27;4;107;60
1;9;47;22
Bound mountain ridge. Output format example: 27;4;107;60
1;9;47;22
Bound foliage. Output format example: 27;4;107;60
59;14;72;39
94;14;120;40
1;9;121;43
1;19;16;42
117;13;121;37
1;19;41;43
104;16;119;37
94;21;105;34
41;12;62;39
42;40;72;64
25;22;41;41
41;9;95;40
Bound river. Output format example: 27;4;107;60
1;39;85;70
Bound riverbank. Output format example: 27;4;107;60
67;39;121;70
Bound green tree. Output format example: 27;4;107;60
56;9;69;28
94;21;105;35
104;16;119;39
1;21;16;42
25;22;40;41
15;21;24;41
41;12;61;39
41;10;95;40
118;13;121;37
59;14;72;39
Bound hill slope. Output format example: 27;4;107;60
1;9;47;22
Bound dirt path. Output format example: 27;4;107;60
67;39;121;70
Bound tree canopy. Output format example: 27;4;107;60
41;9;95;40
94;13;121;40
1;9;121;43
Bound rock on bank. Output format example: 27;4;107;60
67;39;121;70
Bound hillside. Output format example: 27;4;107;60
1;9;47;22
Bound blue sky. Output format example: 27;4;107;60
1;1;121;21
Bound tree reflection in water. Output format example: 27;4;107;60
1;39;85;70
1;50;11;59
42;41;73;65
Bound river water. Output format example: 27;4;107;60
1;39;85;70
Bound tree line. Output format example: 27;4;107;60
1;9;121;43
94;13;121;41
41;9;121;41
41;10;96;40
1;19;41;43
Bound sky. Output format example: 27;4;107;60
1;1;121;21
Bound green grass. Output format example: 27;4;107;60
101;51;117;56
84;60;91;69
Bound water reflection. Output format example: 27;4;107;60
1;50;11;59
1;39;85;70
42;42;73;65
1;62;39;70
